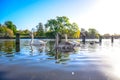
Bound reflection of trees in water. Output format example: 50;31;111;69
0;43;2;51
29;44;46;56
47;49;70;64
46;41;55;57
2;40;15;54
46;41;54;52
46;41;71;64
56;51;70;64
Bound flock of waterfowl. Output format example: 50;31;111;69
30;30;99;52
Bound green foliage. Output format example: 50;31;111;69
88;28;99;38
0;25;5;37
102;33;111;39
5;27;14;37
45;31;55;38
45;16;80;38
17;29;30;37
0;25;5;32
36;22;44;36
18;29;30;35
0;25;14;37
0;40;15;54
70;23;80;38
4;21;17;34
45;19;59;34
81;28;99;39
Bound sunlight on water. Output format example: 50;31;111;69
107;48;120;78
1;39;120;79
101;39;120;78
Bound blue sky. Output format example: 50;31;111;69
0;0;95;29
0;0;120;34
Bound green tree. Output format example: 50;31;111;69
70;23;80;38
0;25;5;37
4;21;17;34
17;29;30;37
103;33;111;39
0;25;14;37
36;22;44;36
45;31;55;38
45;16;80;38
45;19;59;38
88;28;99;38
4;26;14;37
24;29;30;34
3;40;15;54
81;28;86;36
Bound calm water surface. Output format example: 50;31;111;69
0;39;120;80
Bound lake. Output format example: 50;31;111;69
0;39;120;80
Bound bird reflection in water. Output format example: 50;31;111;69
54;49;72;64
30;44;46;56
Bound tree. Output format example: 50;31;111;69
24;29;30;34
80;28;100;39
0;25;5;37
45;16;80;39
0;25;14;37
70;23;80;38
4;27;14;37
36;22;44;36
81;28;86;36
103;33;111;39
45;19;59;37
17;29;30;37
4;21;17;34
88;28;99;38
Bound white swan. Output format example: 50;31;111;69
30;30;46;46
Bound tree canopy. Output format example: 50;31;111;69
45;16;80;38
36;22;44;36
0;25;14;37
4;21;17;34
81;28;99;39
0;17;107;39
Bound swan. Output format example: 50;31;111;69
68;40;80;47
30;43;46;53
56;41;75;52
54;33;75;52
30;31;46;46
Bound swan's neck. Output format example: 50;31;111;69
55;33;59;47
30;33;34;44
65;34;68;42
